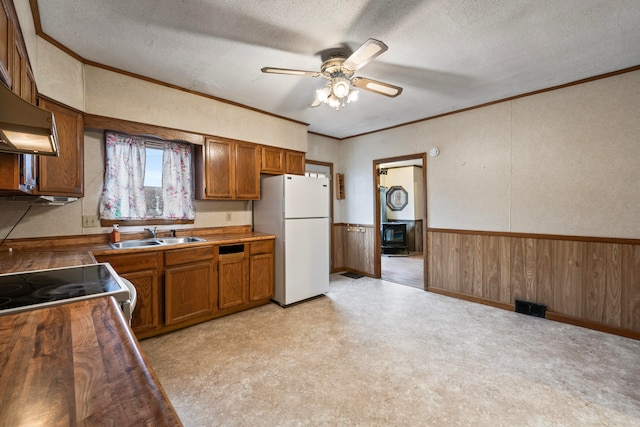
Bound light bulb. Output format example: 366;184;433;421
332;78;350;98
315;86;330;102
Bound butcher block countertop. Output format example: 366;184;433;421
0;249;96;274
0;296;182;426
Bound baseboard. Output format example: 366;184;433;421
427;286;639;341
545;312;639;341
427;287;513;311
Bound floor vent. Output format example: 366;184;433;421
341;272;364;279
515;300;546;318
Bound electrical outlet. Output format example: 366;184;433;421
225;212;232;221
82;215;99;228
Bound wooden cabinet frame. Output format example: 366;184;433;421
196;136;260;200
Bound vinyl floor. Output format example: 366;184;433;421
141;274;640;426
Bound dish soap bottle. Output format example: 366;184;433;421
110;224;121;243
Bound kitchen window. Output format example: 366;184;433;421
99;131;195;225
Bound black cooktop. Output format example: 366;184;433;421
0;263;128;314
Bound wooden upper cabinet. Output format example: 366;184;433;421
0;5;10;85
261;146;285;174
20;58;35;103
286;150;305;175
235;141;260;199
197;137;260;200
202;137;234;198
260;146;306;176
36;99;84;197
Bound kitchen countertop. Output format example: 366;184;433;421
0;231;275;274
0;249;96;274
0;296;183;426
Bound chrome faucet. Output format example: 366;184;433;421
144;227;157;238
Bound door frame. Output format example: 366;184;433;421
373;153;427;288
305;159;336;272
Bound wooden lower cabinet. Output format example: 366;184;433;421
95;238;274;339
218;245;249;309
94;251;163;336
249;240;274;301
165;261;216;325
164;246;216;325
121;269;161;333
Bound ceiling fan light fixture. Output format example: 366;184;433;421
332;78;350;98
315;86;331;102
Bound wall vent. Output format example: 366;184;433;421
515;300;546;318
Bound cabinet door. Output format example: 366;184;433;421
218;253;249;309
20;58;35;103
121;269;161;334
165;261;216;325
9;26;21;96
94;252;162;336
250;252;274;301
261;146;285;174
235;142;260;199
1;8;11;85
285;151;305;175
36;99;84;196
204;138;234;198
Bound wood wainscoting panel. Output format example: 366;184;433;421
460;234;482;296
553;240;583;319
535;239;554;309
343;224;376;276
332;223;379;276
621;244;640;331
428;229;640;338
332;224;345;272
582;242;607;324
482;236;511;304
604;243;622;327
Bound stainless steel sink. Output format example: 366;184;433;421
110;239;163;249
109;236;205;249
156;236;206;245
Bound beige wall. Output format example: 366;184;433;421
381;166;423;221
84;66;307;150
323;70;640;239
306;133;344;223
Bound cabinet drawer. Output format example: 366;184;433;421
250;240;274;255
165;245;214;266
96;252;159;273
218;243;246;258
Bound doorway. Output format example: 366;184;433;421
373;154;427;289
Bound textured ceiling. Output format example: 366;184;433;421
36;0;640;139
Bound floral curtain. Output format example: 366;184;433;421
99;132;147;219
162;142;195;219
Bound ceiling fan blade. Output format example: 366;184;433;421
261;67;320;77
310;85;331;107
342;39;388;71
351;77;403;97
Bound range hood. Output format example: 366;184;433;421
4;195;78;206
0;83;59;156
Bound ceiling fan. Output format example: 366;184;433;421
261;39;403;110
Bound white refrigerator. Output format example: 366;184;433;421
253;174;330;306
